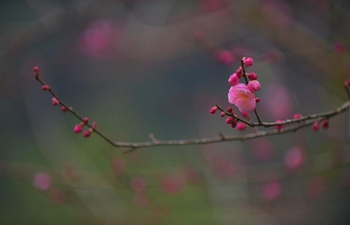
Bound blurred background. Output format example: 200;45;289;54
0;0;349;224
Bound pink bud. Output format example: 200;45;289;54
247;73;258;80
33;66;40;77
275;120;284;131
209;106;218;114
228;73;240;86
236;122;247;131
241;111;250;118
247;80;261;93
312;122;319;131
243;57;254;67
61;106;67;112
345;78;350;86
83;117;89;124
74;124;82;133
293;113;302;119
226;117;234;124
52;97;59;106
83;130;91;138
227;107;233;113
92;122;98;129
321;119;329;129
231;121;237;128
42;85;50;91
255;98;260;103
235;67;243;78
220;112;225;117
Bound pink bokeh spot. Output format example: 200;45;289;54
262;181;282;200
284;146;304;171
112;158;126;176
33;172;52;191
228;83;256;112
216;50;235;65
130;178;147;193
160;174;185;195
262;83;292;118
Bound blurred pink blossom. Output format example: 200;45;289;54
33;172;52;191
211;154;235;179
160;174;185;195
284;146;304;171
216;50;235;65
130;178;147;193
78;20;123;58
262;83;292;118
228;83;256;112
262;181;282;200
112;158;126;176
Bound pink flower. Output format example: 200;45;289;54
293;113;302;119
312;122;319;131
83;130;92;138
243;57;254;67
33;172;52;191
228;73;240;86
228;83;256;112
247;80;261;93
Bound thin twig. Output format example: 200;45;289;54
34;73;350;153
240;59;263;125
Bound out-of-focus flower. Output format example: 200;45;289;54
262;181;282;200
33;172;52;191
284;146;304;171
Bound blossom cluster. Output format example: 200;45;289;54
209;57;260;130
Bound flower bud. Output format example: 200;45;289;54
247;80;261;93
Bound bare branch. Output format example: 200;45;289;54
34;71;350;153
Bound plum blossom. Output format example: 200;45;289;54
262;181;282;200
228;83;256;112
33;172;52;191
284;146;304;171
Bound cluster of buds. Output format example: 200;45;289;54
227;57;261;112
34;66;98;138
74;118;98;138
312;119;329;131
209;106;247;131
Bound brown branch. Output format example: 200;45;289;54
34;71;350;153
240;59;263;125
